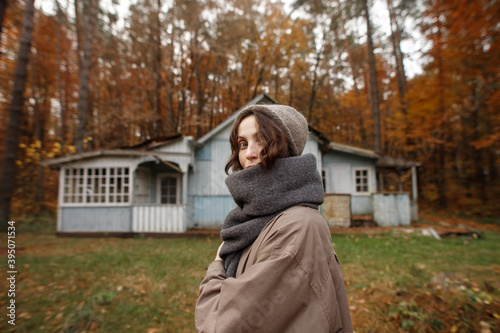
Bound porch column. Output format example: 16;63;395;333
182;171;188;204
398;169;403;192
411;166;418;221
57;168;65;232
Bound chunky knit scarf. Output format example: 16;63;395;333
220;153;325;278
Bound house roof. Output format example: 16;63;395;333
326;141;420;167
120;134;184;150
328;141;379;159
197;93;278;145
376;155;421;168
42;136;193;167
41;149;154;166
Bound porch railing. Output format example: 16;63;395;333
132;204;186;233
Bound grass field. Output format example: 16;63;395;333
1;212;499;332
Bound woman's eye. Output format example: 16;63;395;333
239;141;248;149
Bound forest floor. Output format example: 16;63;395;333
0;209;499;332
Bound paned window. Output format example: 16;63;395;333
354;168;369;193
158;175;179;204
63;168;85;203
62;167;130;204
86;168;107;203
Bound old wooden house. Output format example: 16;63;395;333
44;94;419;235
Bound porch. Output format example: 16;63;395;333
132;204;186;233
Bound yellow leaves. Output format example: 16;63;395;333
67;145;77;154
17;140;77;167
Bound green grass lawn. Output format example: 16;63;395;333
1;218;499;332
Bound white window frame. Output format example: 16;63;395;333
353;167;371;194
157;173;181;205
61;167;131;206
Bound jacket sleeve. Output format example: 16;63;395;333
195;242;317;333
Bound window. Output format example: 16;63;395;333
86;168;107;203
158;174;180;204
109;167;130;203
354;168;369;193
63;168;85;203
62;167;130;204
134;168;151;203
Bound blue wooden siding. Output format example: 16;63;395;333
190;139;231;196
322;150;377;215
372;193;411;226
61;207;132;232
195;141;212;160
351;196;372;215
190;195;235;228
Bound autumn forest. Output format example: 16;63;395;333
0;0;499;224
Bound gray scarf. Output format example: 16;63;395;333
220;153;325;278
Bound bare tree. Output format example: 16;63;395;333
75;0;97;152
387;0;408;115
0;0;35;229
362;0;382;153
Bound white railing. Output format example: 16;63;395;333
132;205;186;233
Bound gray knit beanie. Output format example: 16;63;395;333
236;104;309;156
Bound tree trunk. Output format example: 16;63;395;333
31;76;46;214
195;49;204;139
307;52;321;121
0;0;35;229
75;0;96;152
471;93;487;203
387;0;408;115
166;23;176;134
56;0;68;148
0;0;8;45
154;0;163;137
435;16;447;208
333;0;367;145
362;0;382;153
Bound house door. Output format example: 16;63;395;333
158;174;180;204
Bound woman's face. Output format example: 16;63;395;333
237;115;263;169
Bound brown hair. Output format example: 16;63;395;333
225;110;292;174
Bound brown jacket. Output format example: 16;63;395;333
195;206;353;333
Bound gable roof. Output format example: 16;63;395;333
42;136;193;167
120;134;184;150
328;142;379;159
197;93;278;145
376;155;421;168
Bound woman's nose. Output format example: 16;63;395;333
246;143;259;159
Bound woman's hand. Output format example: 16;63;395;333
215;242;224;261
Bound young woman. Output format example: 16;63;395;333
195;104;352;333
